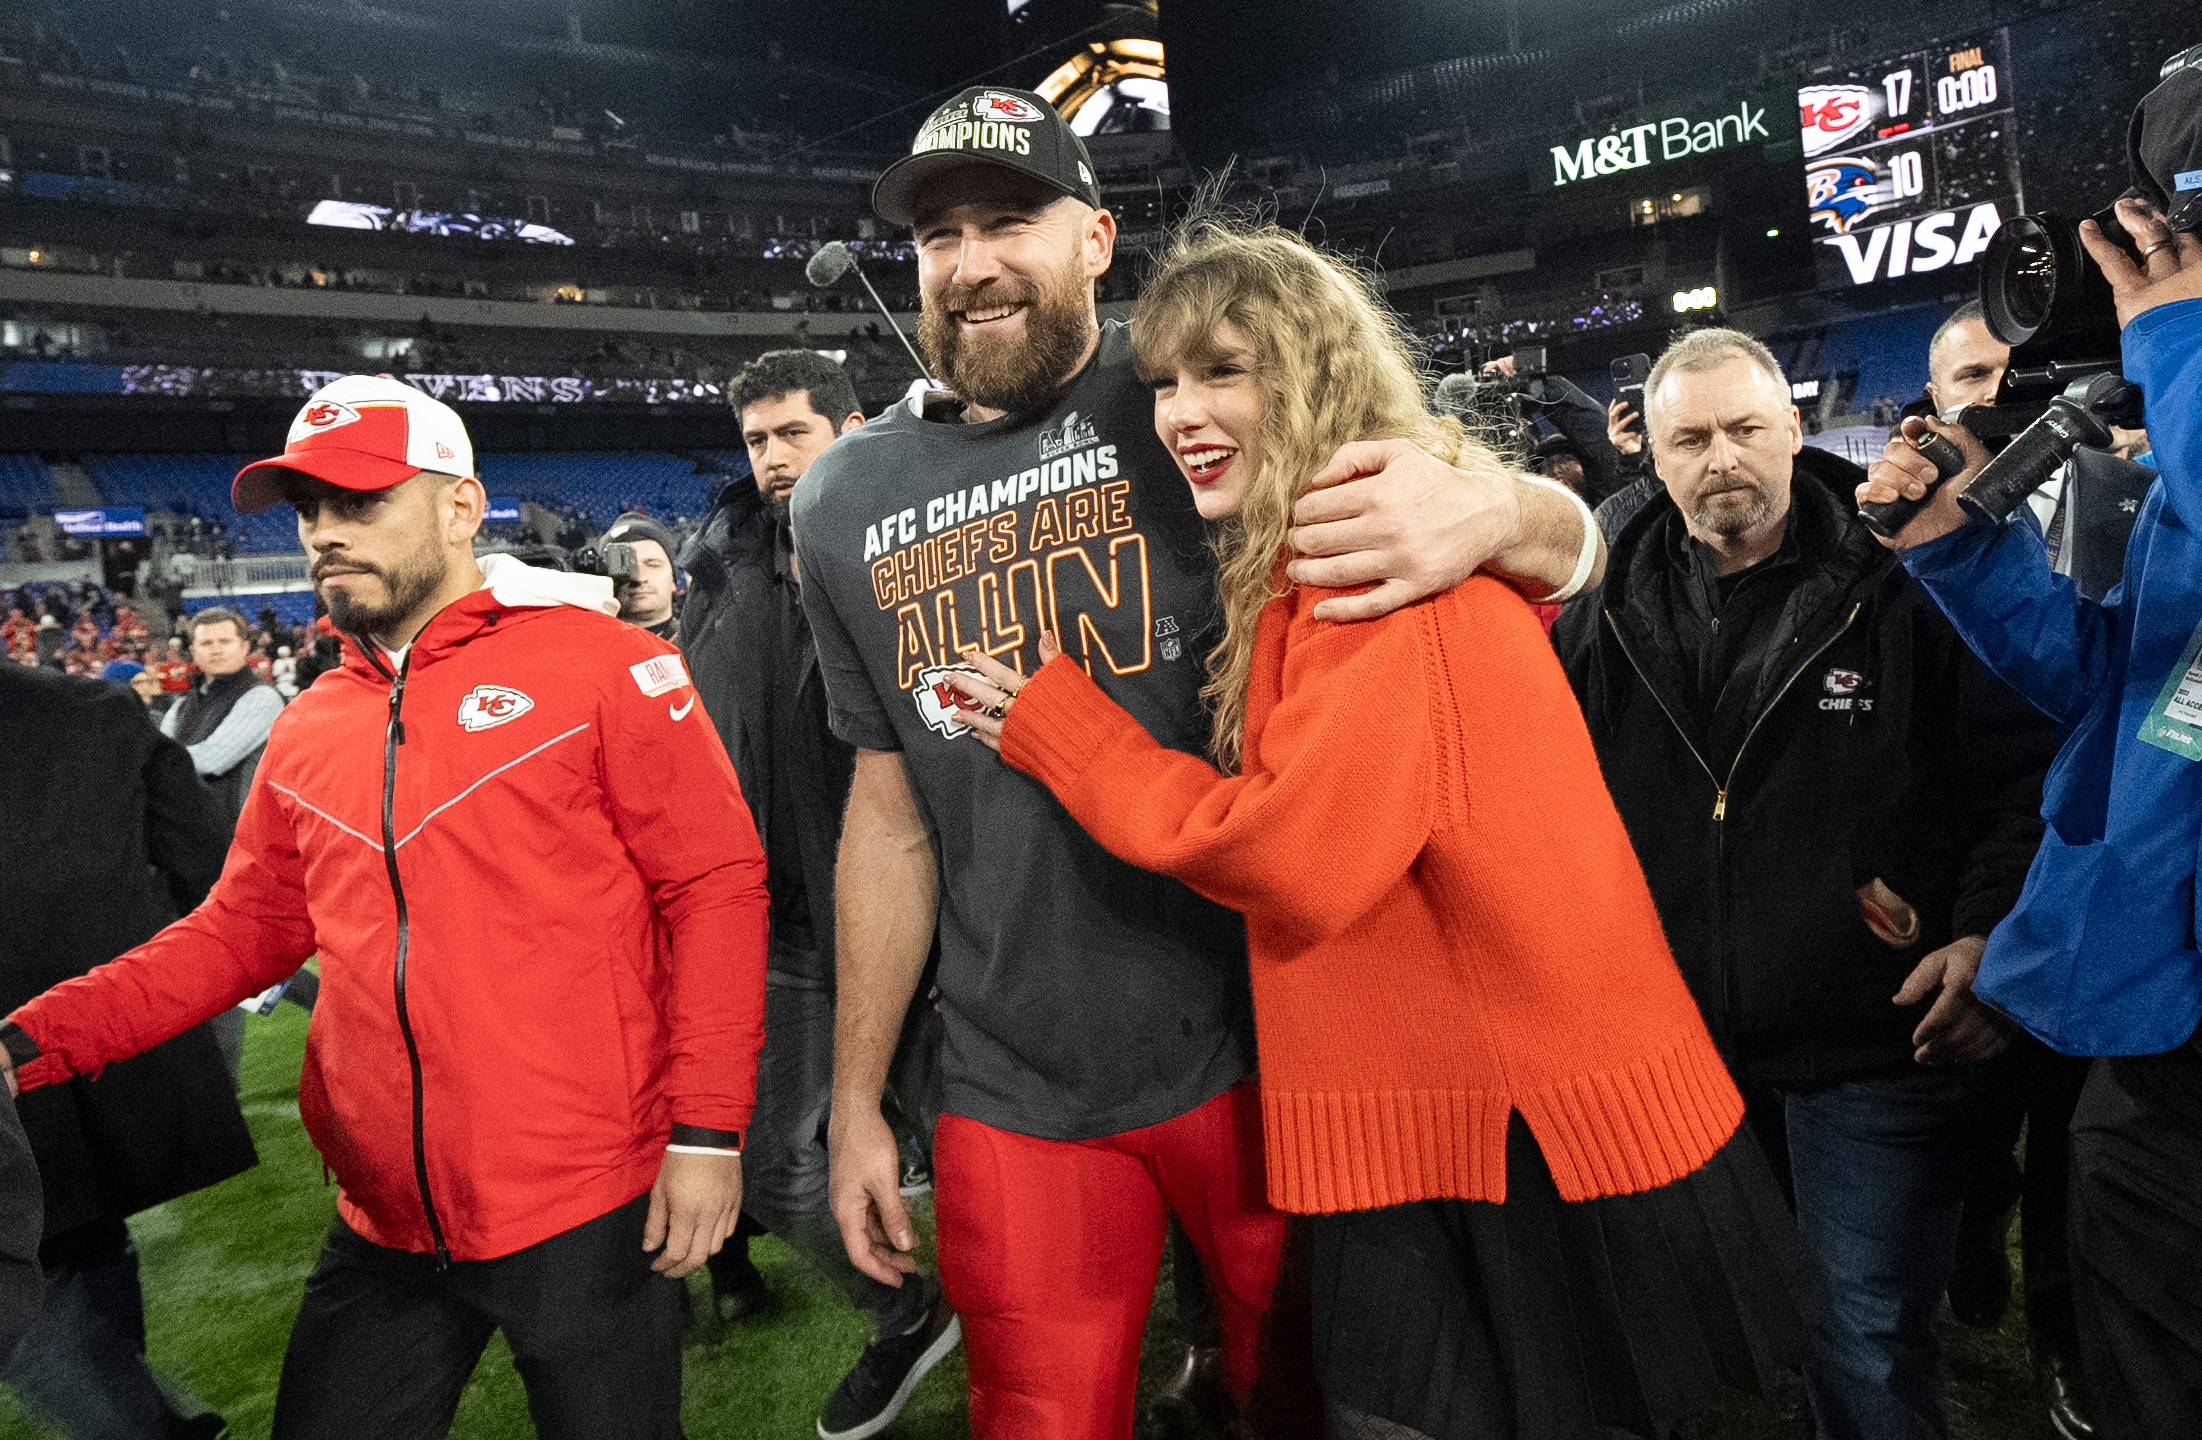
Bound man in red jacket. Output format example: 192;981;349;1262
0;375;771;1440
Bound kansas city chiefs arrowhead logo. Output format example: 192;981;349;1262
301;400;360;431
457;684;534;732
913;664;986;739
1822;668;1866;696
972;91;1044;123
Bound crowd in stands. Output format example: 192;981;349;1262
3;582;309;697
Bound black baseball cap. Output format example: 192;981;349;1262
872;86;1101;227
2127;44;2202;233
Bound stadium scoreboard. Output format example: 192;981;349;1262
1800;30;2023;289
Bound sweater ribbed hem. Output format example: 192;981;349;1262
1261;1038;1743;1212
1000;659;1140;789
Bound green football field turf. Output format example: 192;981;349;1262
0;1001;2058;1439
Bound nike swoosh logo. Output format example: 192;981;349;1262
669;693;696;722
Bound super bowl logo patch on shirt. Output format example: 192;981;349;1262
629;653;690;698
457;685;534;732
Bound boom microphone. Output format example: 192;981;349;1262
804;240;856;289
805;240;930;383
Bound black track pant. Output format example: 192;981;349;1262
271;1194;683;1440
2070;1036;2202;1440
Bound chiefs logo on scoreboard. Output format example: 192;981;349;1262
1798;84;1879;158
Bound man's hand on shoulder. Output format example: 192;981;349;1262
1286;440;1526;622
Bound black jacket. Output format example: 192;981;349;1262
1553;454;2061;1086
0;666;256;1237
679;480;853;984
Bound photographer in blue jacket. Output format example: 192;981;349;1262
1858;155;2202;1433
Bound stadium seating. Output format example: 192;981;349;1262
82;455;299;553
476;452;721;532
0;456;57;520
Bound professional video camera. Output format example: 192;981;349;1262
1434;345;1553;464
567;540;639;582
1861;43;2200;540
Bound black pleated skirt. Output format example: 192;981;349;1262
1308;1116;1806;1440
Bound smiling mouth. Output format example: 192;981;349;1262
956;302;1025;327
1179;447;1238;481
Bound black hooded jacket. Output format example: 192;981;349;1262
1553;451;2062;1086
679;479;853;984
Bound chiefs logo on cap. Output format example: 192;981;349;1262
302;401;361;431
971;91;1044;123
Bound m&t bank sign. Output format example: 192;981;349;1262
1551;102;1771;187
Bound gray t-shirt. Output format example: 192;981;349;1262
792;322;1255;1141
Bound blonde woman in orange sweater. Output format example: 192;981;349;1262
943;218;1803;1440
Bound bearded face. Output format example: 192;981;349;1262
911;181;1105;417
917;251;1094;416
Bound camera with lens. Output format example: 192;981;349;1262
1435;346;1555;464
1860;43;2199;540
568;541;639;583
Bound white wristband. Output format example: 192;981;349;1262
1519;474;1601;605
666;1144;743;1158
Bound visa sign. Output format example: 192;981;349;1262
1822;202;2003;286
1551;102;1770;187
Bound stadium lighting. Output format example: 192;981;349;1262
1766;228;1782;238
26;249;40;263
1672;286;1719;313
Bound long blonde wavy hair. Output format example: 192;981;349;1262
1131;217;1480;771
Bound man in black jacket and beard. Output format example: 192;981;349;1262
1553;328;2061;1440
679;350;958;1440
0;662;255;1439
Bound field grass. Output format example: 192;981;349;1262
0;1005;2059;1439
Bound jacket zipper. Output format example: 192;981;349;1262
365;644;452;1268
1604;601;1863;821
1605;598;1864;1043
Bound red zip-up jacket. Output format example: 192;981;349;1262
8;563;770;1261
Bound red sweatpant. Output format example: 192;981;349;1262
933;1080;1288;1440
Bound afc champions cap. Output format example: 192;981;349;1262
232;374;475;513
872;86;1101;227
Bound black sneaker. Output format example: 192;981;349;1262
816;1298;961;1440
170;1414;230;1440
709;1244;772;1324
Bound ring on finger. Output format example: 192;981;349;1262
2142;238;2172;257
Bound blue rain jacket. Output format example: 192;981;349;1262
1902;296;2202;1056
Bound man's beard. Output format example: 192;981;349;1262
315;546;448;639
1690;482;1777;540
917;268;1094;417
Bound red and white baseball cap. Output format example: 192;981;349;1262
232;375;475;513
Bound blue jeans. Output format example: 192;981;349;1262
3;1218;195;1440
1747;1072;1975;1440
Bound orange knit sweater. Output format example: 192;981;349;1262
1001;575;1744;1213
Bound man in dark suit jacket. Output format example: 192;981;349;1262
0;664;257;1438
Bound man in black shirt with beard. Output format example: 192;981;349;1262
794;88;1606;1436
